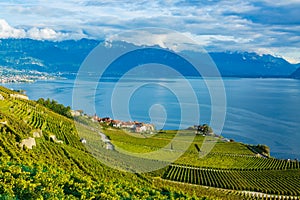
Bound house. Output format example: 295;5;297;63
99;117;112;123
111;120;122;128
120;121;136;129
135;123;155;133
135;125;147;133
80;138;87;144
94;115;156;134
70;110;82;117
144;124;155;132
92;114;100;122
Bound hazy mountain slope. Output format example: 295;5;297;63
210;52;298;77
0;39;99;73
0;39;298;77
291;67;300;79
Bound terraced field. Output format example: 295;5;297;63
101;116;300;198
163;164;300;195
1;85;300;199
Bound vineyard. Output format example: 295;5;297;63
163;164;300;196
1;86;244;199
1;94;81;148
177;152;300;170
1;85;300;199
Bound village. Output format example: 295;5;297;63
90;114;156;134
70;110;217;136
0;67;57;83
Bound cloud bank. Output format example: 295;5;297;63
0;19;68;40
0;19;25;38
0;0;299;63
0;19;84;40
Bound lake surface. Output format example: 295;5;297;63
2;77;300;159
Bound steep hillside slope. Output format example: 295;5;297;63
0;86;248;199
2;85;299;199
0;86;189;199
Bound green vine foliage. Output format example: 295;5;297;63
1;86;300;199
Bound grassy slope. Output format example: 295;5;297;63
0;86;247;199
1;85;299;199
103;128;299;170
101;119;300;197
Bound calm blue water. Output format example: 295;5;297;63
2;78;300;159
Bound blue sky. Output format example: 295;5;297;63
0;0;299;63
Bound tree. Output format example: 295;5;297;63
196;124;213;135
36;98;72;118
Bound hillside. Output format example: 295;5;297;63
0;85;247;199
0;39;99;74
291;67;300;79
1;85;300;199
210;52;298;77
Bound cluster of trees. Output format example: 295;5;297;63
187;124;214;135
195;124;213;135
36;98;72;118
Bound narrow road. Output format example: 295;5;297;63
75;122;115;150
98;131;114;150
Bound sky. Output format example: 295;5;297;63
0;0;299;63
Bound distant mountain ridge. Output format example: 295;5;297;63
210;52;299;78
0;38;99;73
0;38;299;78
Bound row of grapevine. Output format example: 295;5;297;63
1;85;246;199
197;153;300;170
163;164;300;196
7;98;82;148
0;86;17;96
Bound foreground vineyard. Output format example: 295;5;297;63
1;85;300;199
0;86;247;199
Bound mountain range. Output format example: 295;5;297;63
0;38;299;78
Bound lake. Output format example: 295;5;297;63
2;77;300;159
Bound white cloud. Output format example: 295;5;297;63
27;27;68;40
271;48;300;64
0;19;85;40
0;19;26;38
0;0;299;63
107;29;205;53
256;0;300;6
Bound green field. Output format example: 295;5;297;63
1;85;300;199
100;116;300;198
